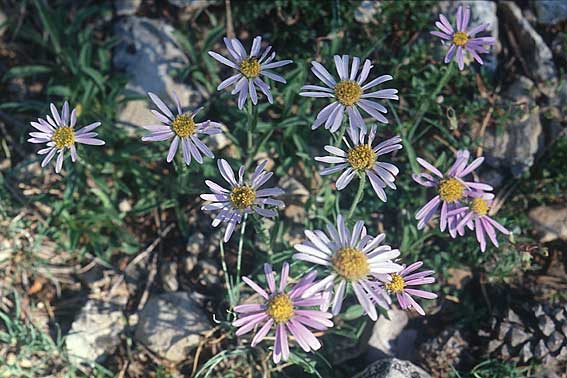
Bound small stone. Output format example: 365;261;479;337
351;357;431;378
181;255;197;273
115;0;141;16
533;0;567;25
529;206;567;243
545;333;563;353
186;232;205;255
510;326;531;347
555;345;567;360
533;339;549;358
207;124;231;151
520;341;533;362
354;0;381;24
498;321;512;340
538;315;555;337
198;259;220;286
488;339;502;354
507;309;522;325
135;292;209;362
160;261;179;292
368;308;410;359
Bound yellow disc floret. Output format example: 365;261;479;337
470;198;489;216
332;247;370;281
347;144;376;170
385;273;405;293
239;58;261;78
452;31;469;47
230;185;256;209
438;178;465;203
334;80;363;106
52;126;75;149
171;114;196;138
266;293;294;323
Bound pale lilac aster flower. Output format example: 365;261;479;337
28;101;104;173
141;92;222;166
371;261;437;316
315;125;402;202
447;191;510;252
412;150;493;233
208;36;292;109
431;5;496;70
233;262;333;364
200;159;284;242
300;55;398;132
293;215;402;320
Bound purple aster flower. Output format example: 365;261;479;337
315;125;402;202
200;159;285;242
233;262;333;364
141;92;222;166
431;5;496;70
447;191;510;252
208;36;292;109
28;101;104;174
293;214;402;320
412;149;493;233
371;261;437;316
299;55;398;132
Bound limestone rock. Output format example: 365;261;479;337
533;0;567;25
529;206;567;242
115;0;141;16
367;308;415;360
351;358;431;378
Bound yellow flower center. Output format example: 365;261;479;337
171;114;196;138
334;80;363;106
239;58;261;78
266;293;294;323
52;126;75;149
347;144;376;170
332;247;369;281
230;185;256;209
385;273;405;293
470;198;489;216
452;31;469;47
438;178;465;203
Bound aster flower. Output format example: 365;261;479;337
371;261;437;316
431;5;496;70
315;125;402;202
293;215;402;320
299;55;398;132
447;191;510;252
28;101;104;173
208;36;292;109
200;159;284;242
233;262;333;364
412;149;493;233
141;92;222;165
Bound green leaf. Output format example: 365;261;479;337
2;65;52;81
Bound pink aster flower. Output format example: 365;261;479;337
293;214;402;320
200;159;284;242
371;261;437;316
208;36;292;109
412;149;493;233
315;125;402;202
447;191;510;252
28;101;104;173
300;55;398;132
233;262;333;364
431;5;496;70
141;92;222;166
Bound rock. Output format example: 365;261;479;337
500;1;558;96
529;206;567;242
186;232;205;255
446;268;473;289
355;1;382;24
439;1;499;72
197;259;220;286
352;358;431;378
533;0;567;25
509;327;531;347
0;9;6;37
538;314;555;337
533;338;550;358
417;328;469;378
65;300;125;364
169;0;214;10
520;341;533;362
135;292;209;362
207;124;231;151
115;0;141;16
113;17;202;129
367;308;415;360
545;333;563;353
483;76;543;177
160;261;179;292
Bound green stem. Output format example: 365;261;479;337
347;173;366;219
245;101;258;167
333;121;347;147
408;63;455;141
219;241;235;307
235;212;248;297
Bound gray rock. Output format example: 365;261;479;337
533;0;567;25
135;292;209;362
186;232;205;255
483;76;543;177
439;1;499;72
355;1;382;24
352;358;431;378
113;17;202;129
529;206;567;242
160;260;179;292
65;301;125;364
520;341;533;362
545;333;563;353
169;0;213;9
368;308;415;360
509;326;531;347
0;9;6;37
533;338;550;358
115;0;141;16
538;314;555;337
501;2;558;96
